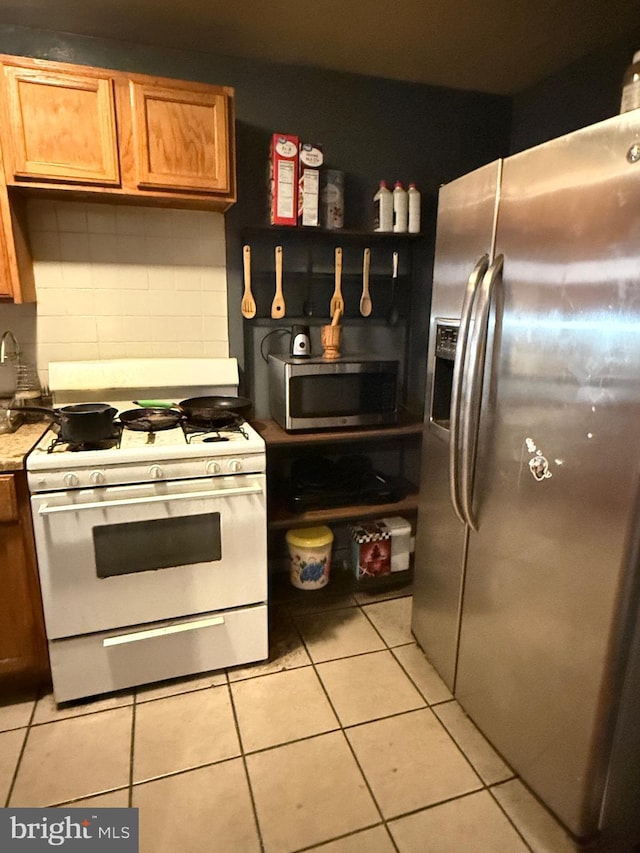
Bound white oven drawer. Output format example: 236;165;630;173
48;604;268;703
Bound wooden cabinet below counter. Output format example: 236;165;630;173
0;471;50;692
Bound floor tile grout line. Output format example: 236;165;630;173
289;820;393;853
226;679;266;853
4;714;34;808
288;605;398;853
388;644;454;708
290;595;527;850
2;587;533;848
487;782;537;853
4;691;43;807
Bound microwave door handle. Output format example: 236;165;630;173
37;482;264;515
449;254;489;525
460;253;504;531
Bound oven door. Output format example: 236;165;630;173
30;474;267;639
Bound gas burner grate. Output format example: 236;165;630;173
180;415;249;444
46;425;123;454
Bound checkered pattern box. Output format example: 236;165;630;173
350;520;391;580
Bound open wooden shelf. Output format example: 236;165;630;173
267;487;419;531
251;415;424;448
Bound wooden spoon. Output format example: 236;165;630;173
241;245;256;318
271;245;286;319
359;248;372;317
329;247;344;317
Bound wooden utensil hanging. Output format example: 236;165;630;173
359;247;372;317
329;247;344;317
241;245;256;318
271;245;286;318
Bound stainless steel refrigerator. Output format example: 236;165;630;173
412;111;640;849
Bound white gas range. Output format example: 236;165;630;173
26;359;268;704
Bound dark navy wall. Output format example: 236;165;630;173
0;24;512;414
510;25;640;154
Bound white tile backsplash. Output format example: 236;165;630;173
1;198;231;390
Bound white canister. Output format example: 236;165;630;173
286;525;334;589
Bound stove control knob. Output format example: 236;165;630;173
228;458;243;473
63;472;79;488
206;460;221;475
90;470;106;485
149;464;164;479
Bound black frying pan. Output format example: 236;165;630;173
135;396;252;425
119;407;184;432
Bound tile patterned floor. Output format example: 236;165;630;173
0;575;587;853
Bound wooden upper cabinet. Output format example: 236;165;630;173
129;80;233;195
2;64;120;186
0;55;236;208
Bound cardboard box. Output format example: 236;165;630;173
269;134;299;226
298;142;324;227
350;521;391;579
381;516;412;572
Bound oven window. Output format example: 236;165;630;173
93;513;221;578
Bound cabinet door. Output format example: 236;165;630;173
0;473;49;685
2;64;120;186
130;80;233;194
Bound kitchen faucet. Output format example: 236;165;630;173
0;330;20;364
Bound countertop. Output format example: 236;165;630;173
0;422;49;472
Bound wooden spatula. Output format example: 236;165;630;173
359;247;372;317
241;245;256;318
271;245;286;318
330;247;344;317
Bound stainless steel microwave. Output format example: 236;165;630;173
268;354;400;431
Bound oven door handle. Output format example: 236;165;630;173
103;614;225;647
37;482;264;515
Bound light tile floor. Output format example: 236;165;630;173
0;575;591;852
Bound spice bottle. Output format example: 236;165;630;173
374;181;393;232
620;50;640;114
393;182;408;233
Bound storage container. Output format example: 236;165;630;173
350;520;391;579
381;516;412;572
286;525;334;589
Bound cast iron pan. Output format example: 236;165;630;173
119;407;184;432
135;396;252;425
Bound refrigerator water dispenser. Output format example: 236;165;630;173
431;321;458;429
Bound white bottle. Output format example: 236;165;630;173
374;181;393;232
620;50;640;114
393;181;408;233
408;183;421;233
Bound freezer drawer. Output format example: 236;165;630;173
48;604;268;703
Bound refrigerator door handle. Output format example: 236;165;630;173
449;254;489;524
460;253;504;531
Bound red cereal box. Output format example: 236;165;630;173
269;133;299;226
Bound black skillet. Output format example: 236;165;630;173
119;407;184;432
134;396;252;425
